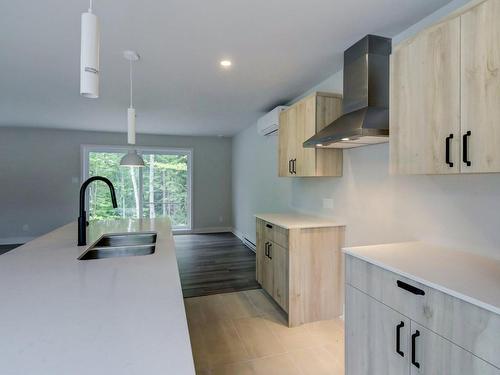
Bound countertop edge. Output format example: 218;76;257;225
343;247;500;316
254;213;346;229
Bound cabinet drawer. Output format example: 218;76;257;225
263;222;288;248
346;255;500;368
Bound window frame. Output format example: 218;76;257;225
81;144;193;231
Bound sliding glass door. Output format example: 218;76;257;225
82;146;192;230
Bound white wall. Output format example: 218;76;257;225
232;0;500;259
0;127;232;243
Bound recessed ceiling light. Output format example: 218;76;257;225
220;60;232;68
317;144;324;147
341;138;350;141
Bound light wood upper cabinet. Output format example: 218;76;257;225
278;92;343;177
390;17;461;175
390;0;500;175
461;0;500;173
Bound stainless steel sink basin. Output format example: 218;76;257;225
93;232;157;247
79;244;155;260
78;232;157;260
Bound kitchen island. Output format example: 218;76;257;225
0;218;195;375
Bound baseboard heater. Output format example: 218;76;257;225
242;237;256;252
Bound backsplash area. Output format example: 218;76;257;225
233;124;500;259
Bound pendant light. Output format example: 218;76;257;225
80;0;100;98
120;50;145;168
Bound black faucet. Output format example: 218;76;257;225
78;176;118;246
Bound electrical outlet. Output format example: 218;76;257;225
22;224;30;232
322;198;334;210
219;216;224;223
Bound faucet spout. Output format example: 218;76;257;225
78;176;118;246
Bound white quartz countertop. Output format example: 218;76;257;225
0;218;195;375
255;213;345;229
343;241;500;315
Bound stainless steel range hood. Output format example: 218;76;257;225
304;35;392;149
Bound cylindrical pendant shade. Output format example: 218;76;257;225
127;107;136;144
80;11;100;98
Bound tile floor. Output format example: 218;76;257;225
184;289;344;375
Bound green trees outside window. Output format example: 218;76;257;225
86;149;190;228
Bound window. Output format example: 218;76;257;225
82;145;192;230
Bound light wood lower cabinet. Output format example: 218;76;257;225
256;217;345;326
345;255;500;375
411;322;499;375
346;285;410;375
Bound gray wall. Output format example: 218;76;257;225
232;0;500;259
0;127;232;242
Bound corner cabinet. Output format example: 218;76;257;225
390;0;500;175
278;92;343;177
345;254;500;375
256;215;345;327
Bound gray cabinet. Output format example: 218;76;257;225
346;285;410;375
345;254;500;375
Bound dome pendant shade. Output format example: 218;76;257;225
80;9;100;98
120;150;145;167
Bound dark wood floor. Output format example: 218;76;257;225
174;232;260;298
0;244;21;256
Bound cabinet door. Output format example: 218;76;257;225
346;285;410;375
270;242;288;312
255;219;265;284
390;17;461;175
294;95;317;176
461;0;500;173
261;242;274;296
409;322;499;375
278;108;296;177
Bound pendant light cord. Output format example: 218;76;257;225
89;0;93;12
129;60;133;108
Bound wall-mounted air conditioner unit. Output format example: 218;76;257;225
257;106;288;136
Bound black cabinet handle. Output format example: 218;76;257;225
396;321;405;357
268;243;272;260
266;223;273;229
397;280;425;296
288;159;292;174
463;131;472;167
411;330;420;369
445;134;454;167
292;159;297;174
264;242;269;257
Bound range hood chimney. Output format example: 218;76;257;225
304;35;392;149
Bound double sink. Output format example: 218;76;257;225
78;232;157;260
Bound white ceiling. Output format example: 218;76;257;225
0;0;452;136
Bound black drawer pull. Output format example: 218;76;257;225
463;131;472;167
411;330;420;369
292;159;297;174
396;321;405;357
445;134;454;167
288;159;292;174
264;242;269;257
266;223;273;229
268;243;272;260
397;280;425;296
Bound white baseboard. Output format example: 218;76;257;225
173;227;233;235
0;236;34;245
232;229;256;252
